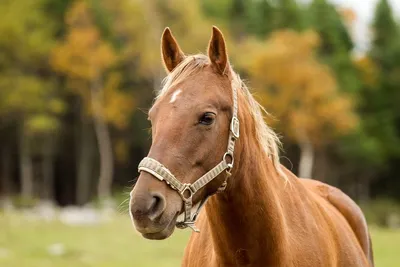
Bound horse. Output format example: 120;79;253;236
129;26;374;267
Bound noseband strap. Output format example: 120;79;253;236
138;77;239;232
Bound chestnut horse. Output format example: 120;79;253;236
130;26;374;267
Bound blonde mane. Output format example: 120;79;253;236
156;54;286;180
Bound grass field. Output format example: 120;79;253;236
0;212;399;267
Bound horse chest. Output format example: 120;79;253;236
234;249;251;266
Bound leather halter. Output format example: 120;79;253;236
138;78;239;232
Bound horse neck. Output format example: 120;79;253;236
204;108;289;265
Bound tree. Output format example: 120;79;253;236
240;30;358;178
308;0;360;94
0;0;63;202
371;0;398;55
362;0;400;199
202;0;304;39
275;0;305;31
247;0;275;37
51;1;134;204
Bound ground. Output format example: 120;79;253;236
0;212;399;267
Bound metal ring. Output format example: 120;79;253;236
180;184;194;202
223;152;234;170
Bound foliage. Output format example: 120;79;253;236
0;0;400;203
0;0;64;134
202;0;305;39
307;0;360;95
341;0;400;177
241;30;358;145
371;0;399;57
151;0;212;52
361;0;400;198
51;0;134;129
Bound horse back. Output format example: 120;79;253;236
300;179;374;267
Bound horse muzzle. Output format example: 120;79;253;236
130;173;181;239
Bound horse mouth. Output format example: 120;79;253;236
140;212;179;240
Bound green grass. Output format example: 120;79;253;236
370;226;400;267
0;212;189;267
0;212;399;267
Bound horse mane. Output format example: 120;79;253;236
156;54;287;180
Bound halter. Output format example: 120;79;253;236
138;78;239;232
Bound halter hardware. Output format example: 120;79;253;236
137;77;239;232
180;184;194;201
223;152;234;172
230;116;240;139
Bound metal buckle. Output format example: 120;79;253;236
230;116;240;139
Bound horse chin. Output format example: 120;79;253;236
141;214;177;240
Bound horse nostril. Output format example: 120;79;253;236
148;192;166;220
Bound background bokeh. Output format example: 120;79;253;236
0;0;399;266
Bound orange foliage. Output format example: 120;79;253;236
102;73;134;129
51;1;116;80
51;0;134;129
242;30;358;145
339;7;357;26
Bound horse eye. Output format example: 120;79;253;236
199;112;215;125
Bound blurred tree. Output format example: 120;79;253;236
241;30;358;178
337;55;383;201
371;0;399;55
244;0;275;38
275;0;305;31
366;0;400;198
307;0;360;94
150;0;211;52
301;0;366;193
43;0;76;36
51;1;134;204
201;0;232;24
370;0;400;118
0;0;63;202
0;0;399;206
203;0;304;40
307;0;400;201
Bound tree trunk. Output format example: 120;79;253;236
313;148;329;182
41;136;55;201
142;0;164;92
298;134;314;179
91;73;114;201
76;116;94;205
356;173;371;204
19;125;33;200
1;144;12;204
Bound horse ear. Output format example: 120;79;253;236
161;27;185;73
208;26;229;74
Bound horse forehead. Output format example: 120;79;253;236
169;89;182;103
155;71;230;113
166;82;216;104
174;68;226;93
